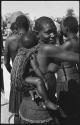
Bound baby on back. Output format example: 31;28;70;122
19;30;38;49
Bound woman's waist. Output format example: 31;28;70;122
19;96;53;122
57;67;79;81
20;96;48;111
57;66;78;75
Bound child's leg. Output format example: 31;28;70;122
25;77;58;110
25;77;48;99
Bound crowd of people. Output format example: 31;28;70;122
1;12;80;125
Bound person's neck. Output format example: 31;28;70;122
67;33;76;40
18;29;26;35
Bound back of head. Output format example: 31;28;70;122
16;15;30;32
63;16;78;34
34;16;57;34
20;31;38;49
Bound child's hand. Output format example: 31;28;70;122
29;90;35;101
29;89;42;101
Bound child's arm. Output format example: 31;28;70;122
44;44;79;63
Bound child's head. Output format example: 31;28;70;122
20;31;37;49
34;16;57;44
16;15;30;33
62;16;78;37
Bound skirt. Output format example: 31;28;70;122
19;72;57;123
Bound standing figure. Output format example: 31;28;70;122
4;15;30;124
56;16;79;98
4;15;30;73
19;16;79;124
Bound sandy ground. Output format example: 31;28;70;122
1;64;14;124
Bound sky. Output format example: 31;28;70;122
1;1;79;20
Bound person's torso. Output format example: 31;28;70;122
57;36;79;82
36;43;58;74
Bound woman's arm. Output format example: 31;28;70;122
44;45;79;63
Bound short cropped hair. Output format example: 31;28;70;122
16;15;30;32
63;16;78;34
34;16;57;35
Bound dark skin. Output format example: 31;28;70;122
5;18;78;113
62;22;79;73
19;32;58;110
4;28;28;73
25;21;79;112
24;22;59;110
4;34;20;73
60;20;79;52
